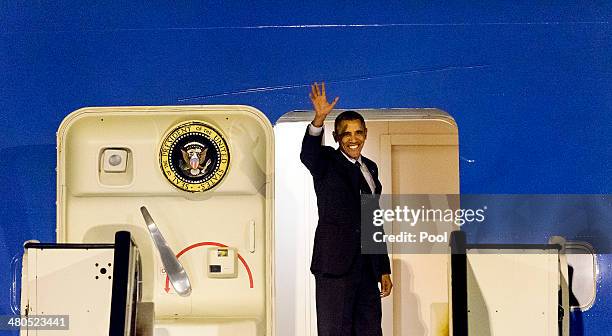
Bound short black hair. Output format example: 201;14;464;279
334;110;366;133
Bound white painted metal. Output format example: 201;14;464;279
20;247;115;336
466;250;559;336
55;106;275;335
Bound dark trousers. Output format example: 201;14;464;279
314;255;383;336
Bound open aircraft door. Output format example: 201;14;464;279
19;106;275;336
274;109;460;336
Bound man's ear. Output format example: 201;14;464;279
332;131;338;143
364;127;368;139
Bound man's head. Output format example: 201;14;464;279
333;110;367;160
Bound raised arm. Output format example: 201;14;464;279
300;82;339;176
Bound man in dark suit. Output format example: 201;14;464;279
300;82;393;336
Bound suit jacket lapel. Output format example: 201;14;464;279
362;156;382;194
335;150;383;196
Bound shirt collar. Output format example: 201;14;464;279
339;150;363;165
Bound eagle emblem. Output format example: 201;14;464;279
180;142;213;177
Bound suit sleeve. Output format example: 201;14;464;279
300;125;329;178
378;254;392;275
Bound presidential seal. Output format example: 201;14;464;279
159;121;230;192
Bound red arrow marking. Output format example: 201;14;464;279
162;269;171;292
164;241;254;293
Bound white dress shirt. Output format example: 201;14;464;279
308;124;376;193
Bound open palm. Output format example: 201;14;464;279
310;82;339;123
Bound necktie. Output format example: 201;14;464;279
354;161;372;194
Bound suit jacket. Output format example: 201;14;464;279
300;127;392;277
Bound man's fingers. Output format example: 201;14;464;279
311;84;317;98
330;96;339;109
379;277;393;297
309;92;315;103
313;82;320;96
381;285;391;297
321;82;326;97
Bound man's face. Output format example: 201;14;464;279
334;119;367;160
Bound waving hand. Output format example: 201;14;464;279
309;82;339;127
